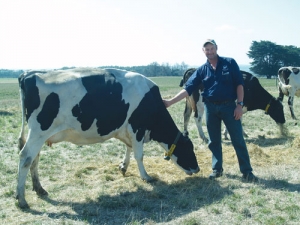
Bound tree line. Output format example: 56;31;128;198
1;40;299;78
0;62;189;78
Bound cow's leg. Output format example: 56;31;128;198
30;153;48;196
132;141;152;182
119;146;132;176
223;118;247;140
183;101;192;137
277;89;284;102
16;139;44;208
288;96;297;120
194;100;208;143
222;127;230;140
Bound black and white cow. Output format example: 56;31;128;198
16;68;199;208
180;68;286;141
277;66;300;120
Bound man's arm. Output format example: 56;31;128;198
163;89;189;108
236;84;244;103
234;84;244;120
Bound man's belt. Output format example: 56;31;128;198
205;99;234;105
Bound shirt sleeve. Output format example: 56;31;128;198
231;59;244;86
184;68;203;96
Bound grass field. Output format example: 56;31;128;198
0;76;299;225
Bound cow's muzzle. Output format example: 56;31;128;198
185;167;200;175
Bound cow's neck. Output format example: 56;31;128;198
248;91;272;111
150;108;179;146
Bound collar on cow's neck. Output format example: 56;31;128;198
164;131;182;160
265;98;273;114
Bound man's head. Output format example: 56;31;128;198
202;39;218;60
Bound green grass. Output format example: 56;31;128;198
0;83;19;101
0;76;299;225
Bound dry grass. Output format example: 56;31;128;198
0;77;299;225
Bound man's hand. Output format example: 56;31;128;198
163;99;171;108
234;105;243;120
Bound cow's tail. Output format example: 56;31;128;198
18;73;27;152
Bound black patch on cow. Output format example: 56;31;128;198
128;85;177;143
128;86;160;142
72;73;129;135
291;67;299;75
37;92;60;130
19;74;41;121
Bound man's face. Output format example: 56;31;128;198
202;43;217;60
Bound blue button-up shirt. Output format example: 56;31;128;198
185;55;243;102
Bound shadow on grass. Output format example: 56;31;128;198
226;173;300;192
0;110;14;116
22;176;233;224
223;136;291;147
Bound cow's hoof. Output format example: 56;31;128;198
119;168;126;176
142;176;155;183
36;188;48;196
183;131;189;137
17;200;30;209
118;163;127;176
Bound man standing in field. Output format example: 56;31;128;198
163;39;258;182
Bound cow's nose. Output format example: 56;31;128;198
185;167;200;175
192;167;200;174
185;171;193;176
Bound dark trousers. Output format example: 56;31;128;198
204;101;253;174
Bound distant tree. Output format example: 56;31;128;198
247;40;300;78
180;62;189;74
281;45;300;66
170;62;189;77
160;63;172;76
0;62;191;78
145;62;160;76
247;41;282;78
0;69;23;78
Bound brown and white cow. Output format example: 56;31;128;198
277;66;300;120
180;68;285;141
16;68;199;208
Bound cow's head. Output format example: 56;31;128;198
179;68;197;87
266;97;285;124
169;134;200;175
278;67;300;97
278;67;292;85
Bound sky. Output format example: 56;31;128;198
0;0;299;70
